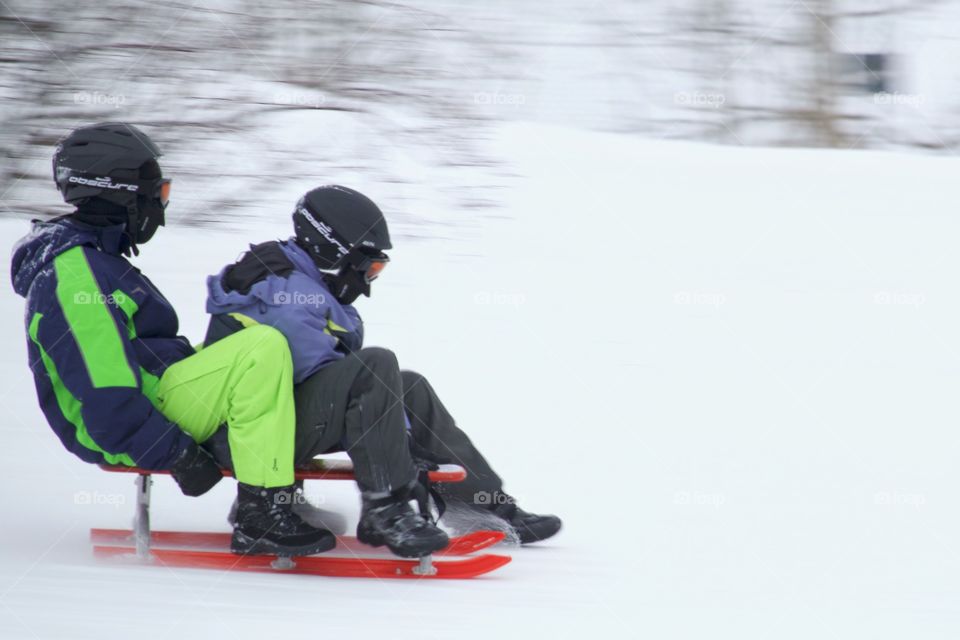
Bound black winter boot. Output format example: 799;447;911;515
227;480;348;535
485;492;562;544
356;486;449;558
231;483;336;556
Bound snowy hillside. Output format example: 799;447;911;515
2;121;960;638
6;0;960;233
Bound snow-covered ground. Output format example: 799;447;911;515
3;121;960;639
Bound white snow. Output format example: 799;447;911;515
3;121;960;638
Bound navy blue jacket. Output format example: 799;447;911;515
11;218;194;469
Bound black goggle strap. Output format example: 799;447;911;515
58;170;167;198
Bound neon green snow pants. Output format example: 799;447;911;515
155;325;295;488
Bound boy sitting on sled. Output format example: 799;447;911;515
201;185;562;554
12;123;333;557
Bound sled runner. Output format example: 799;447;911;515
93;545;512;579
90;528;507;556
92;460;511;579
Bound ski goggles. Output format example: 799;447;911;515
133;177;171;206
107;176;171;207
347;249;390;283
157;178;172;207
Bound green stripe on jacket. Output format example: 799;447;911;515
53;247;137;389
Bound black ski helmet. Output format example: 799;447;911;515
53;122;170;247
292;185;392;270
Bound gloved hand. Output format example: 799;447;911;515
170;440;223;497
326;309;362;354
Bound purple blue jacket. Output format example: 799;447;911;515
205;239;363;384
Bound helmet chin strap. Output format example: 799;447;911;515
125;204;140;257
122;196;166;257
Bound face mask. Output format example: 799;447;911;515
130;195;166;245
129;178;170;245
323;265;370;305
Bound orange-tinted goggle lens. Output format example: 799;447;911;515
159;179;172;206
365;259;388;283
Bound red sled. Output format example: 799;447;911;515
93;460;511;580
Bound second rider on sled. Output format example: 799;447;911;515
202;185;562;555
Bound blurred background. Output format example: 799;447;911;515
2;0;959;233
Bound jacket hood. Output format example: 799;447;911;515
206;239;330;314
10;217;130;298
206;265;283;313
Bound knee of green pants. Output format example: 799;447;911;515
237;324;293;367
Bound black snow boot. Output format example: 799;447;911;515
485;493;562;544
356;486;449;558
227;480;348;535
231;483;336;557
